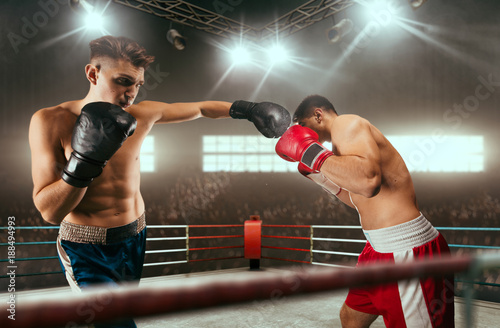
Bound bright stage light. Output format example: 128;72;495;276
69;0;110;34
361;0;399;25
267;45;289;64
84;12;104;30
230;46;251;65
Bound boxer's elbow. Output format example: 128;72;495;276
33;195;64;225
36;204;62;225
41;212;64;225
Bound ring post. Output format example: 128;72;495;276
244;215;262;270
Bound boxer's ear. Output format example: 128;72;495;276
313;108;323;123
85;64;99;85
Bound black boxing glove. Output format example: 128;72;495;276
61;102;137;188
230;100;291;138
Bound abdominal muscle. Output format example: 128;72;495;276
66;191;145;228
63;149;146;228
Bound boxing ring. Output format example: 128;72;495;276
1;217;500;327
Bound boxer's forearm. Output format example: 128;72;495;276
199;101;232;119
321;155;381;198
33;180;86;225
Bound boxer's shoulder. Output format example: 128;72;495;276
124;101;161;125
30;101;80;138
34;101;81;120
334;114;369;126
332;114;373;139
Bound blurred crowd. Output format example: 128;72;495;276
1;172;499;302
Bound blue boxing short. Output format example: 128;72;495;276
56;213;147;328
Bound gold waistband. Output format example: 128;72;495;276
59;213;146;245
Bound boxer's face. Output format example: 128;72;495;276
88;58;145;109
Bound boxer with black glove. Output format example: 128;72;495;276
62;102;137;188
230;100;291;138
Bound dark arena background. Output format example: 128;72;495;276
0;0;499;326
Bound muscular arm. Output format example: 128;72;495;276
321;117;382;198
29;111;86;224
138;100;232;124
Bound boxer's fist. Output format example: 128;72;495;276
61;102;137;188
230;100;290;138
275;125;333;172
298;163;341;196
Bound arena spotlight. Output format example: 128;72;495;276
166;29;186;50
69;0;108;32
326;18;353;44
408;0;427;9
84;12;104;30
267;45;289;64
230;46;251;66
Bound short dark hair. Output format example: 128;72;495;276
293;95;337;122
89;35;155;69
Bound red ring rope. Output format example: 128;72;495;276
189;235;244;239
190;245;243;251
262;245;310;252
2;255;474;328
262;225;311;228
262;235;310;240
189;225;244;228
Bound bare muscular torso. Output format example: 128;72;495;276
37;100;154;227
331;116;421;230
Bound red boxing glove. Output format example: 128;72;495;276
275;125;333;172
298;163;342;196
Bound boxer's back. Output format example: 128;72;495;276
346;120;420;229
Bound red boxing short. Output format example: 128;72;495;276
345;213;455;328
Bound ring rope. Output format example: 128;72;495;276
189;245;243;251
2;226;499;231
189;235;243;239
143;260;188;267
262;235;310;240
146;237;187;241
312;250;361;257
4;254;493;328
262;245;310;252
312;237;367;243
145;249;187;254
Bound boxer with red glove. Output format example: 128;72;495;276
275;124;333;172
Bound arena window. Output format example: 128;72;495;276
140;135;155;172
202;135;295;172
387;135;484;172
202;135;484;173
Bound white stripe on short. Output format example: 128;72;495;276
56;235;82;292
394;250;432;328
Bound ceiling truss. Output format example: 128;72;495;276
112;0;356;42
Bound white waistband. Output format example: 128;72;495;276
363;213;439;253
